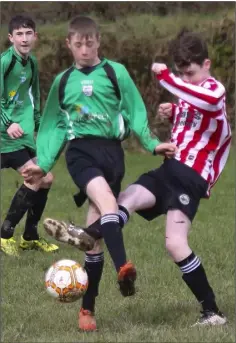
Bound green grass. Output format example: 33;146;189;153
1;151;235;342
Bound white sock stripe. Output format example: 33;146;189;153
118;210;128;223
85;258;104;263
101;215;119;225
85;253;104;263
101;214;119;220
182;260;201;274
85;255;104;260
181;257;201;274
180;256;198;271
101;218;119;225
182;256;198;268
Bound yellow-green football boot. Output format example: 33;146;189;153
19;236;59;252
1;237;20;256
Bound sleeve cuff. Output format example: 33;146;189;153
37;163;49;175
5;120;13;129
156;68;170;81
148;139;161;155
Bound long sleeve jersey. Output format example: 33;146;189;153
1;46;40;153
37;58;160;173
156;68;232;196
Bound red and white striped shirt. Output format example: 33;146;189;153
157;69;232;197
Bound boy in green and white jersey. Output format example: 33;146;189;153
23;16;177;331
1;15;58;255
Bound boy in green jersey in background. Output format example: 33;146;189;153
23;16;177;331
1;15;58;255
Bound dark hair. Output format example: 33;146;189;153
8;15;36;34
68;16;99;40
169;29;208;68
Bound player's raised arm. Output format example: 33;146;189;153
152;64;225;114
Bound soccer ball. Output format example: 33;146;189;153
45;259;88;302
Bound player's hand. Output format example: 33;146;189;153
155;142;178;159
7;123;24;139
158;103;173;119
22;165;45;184
151;63;168;75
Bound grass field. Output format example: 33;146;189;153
1;151;235;342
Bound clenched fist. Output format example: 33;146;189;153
152;63;168;75
7;123;24;139
158;103;173;119
154;142;178;159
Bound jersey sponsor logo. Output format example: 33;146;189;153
8;90;19;102
178;109;202;129
74;103;108;122
75;104;90;115
8;90;24;107
179;194;190;205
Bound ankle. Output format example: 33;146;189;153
1;220;14;239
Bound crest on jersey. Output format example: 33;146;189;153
82;85;93;96
179;194;190;205
20;76;26;83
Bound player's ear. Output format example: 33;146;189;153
8;33;13;44
96;34;101;48
203;59;211;70
66;38;71;50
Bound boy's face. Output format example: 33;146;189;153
66;33;100;67
8;27;37;57
175;60;211;85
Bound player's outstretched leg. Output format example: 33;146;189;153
44;203;130;250
44;218;96;252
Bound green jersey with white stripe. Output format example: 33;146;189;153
1;46;40;153
37;58;160;173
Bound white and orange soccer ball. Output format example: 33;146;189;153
45;259;88;302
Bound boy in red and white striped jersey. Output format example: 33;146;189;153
118;31;231;325
43;31;231;326
152;33;231;198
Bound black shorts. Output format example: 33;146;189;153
1;148;36;170
134;158;208;222
66;137;125;203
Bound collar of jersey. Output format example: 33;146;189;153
73;58;107;75
10;46;30;66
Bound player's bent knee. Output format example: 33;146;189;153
165;236;183;254
165;235;190;261
93;191;118;215
118;184;155;214
86;176;118;214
